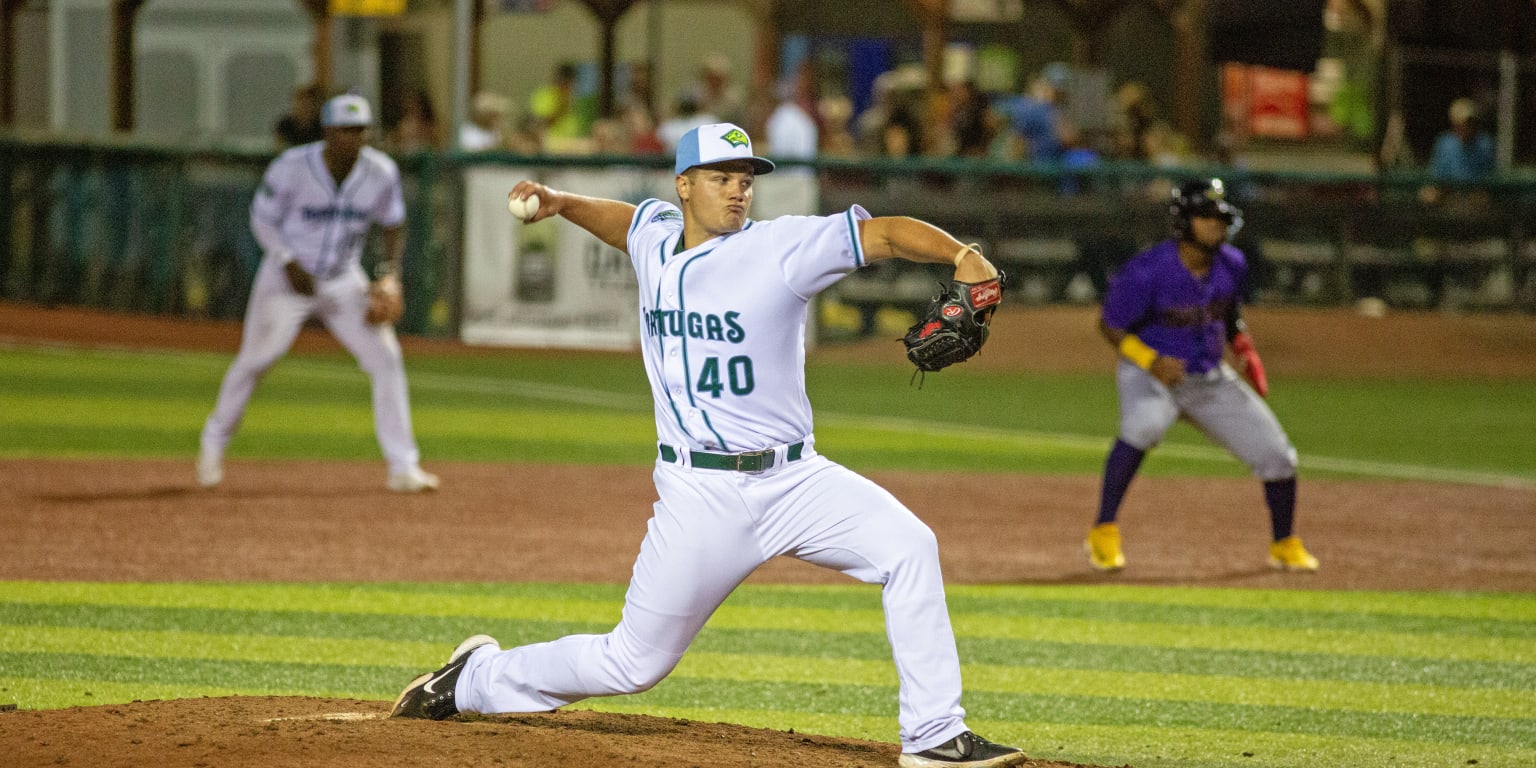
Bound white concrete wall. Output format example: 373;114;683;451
34;0;753;146
48;0;311;147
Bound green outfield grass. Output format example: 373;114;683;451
2;343;1533;485
1;581;1532;768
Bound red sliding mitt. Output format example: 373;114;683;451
1230;332;1268;397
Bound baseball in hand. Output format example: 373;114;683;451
508;193;539;221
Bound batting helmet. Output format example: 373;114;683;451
1170;178;1243;240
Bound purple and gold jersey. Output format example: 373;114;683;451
1101;240;1247;375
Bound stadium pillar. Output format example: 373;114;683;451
297;0;333;95
109;0;145;133
1172;0;1207;153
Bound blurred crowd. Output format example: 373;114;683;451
277;52;1495;203
302;54;1198;172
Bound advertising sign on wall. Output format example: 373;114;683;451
460;166;668;350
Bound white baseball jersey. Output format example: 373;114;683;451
457;200;977;754
627;199;869;451
251;143;405;278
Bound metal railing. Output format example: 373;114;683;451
2;138;1533;343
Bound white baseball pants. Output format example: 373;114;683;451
200;255;422;474
455;452;972;753
1115;359;1298;480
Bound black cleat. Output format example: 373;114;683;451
898;731;1028;767
390;634;498;719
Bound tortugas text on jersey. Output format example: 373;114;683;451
301;206;372;223
644;309;745;343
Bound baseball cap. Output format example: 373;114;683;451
321;94;373;128
673;123;775;176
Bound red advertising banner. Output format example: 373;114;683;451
1223;63;1310;140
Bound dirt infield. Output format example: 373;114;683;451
2;301;1533;768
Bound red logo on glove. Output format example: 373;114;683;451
942;305;963;318
969;281;1002;308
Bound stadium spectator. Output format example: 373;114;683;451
689;52;747;126
386;89;441;154
459;92;510;151
1421;97;1494;205
945;78;992;159
530;62;593;148
1108;81;1156;161
1004;66;1067;163
657;95;717;152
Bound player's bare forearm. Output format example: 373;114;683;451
1101;318;1184;385
509;181;634;253
378;226;405;277
858;216;999;282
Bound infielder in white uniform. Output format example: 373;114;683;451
197;93;438;493
390;124;1028;768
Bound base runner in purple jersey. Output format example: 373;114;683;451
387;123;1028;768
1084;178;1319;574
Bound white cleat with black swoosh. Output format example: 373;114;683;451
390;634;498;719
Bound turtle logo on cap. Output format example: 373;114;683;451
720;128;750;148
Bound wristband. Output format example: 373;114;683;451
1117;334;1158;370
952;242;982;267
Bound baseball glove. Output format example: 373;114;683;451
902;273;1004;372
366;277;404;325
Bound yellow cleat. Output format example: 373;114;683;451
1269;536;1319;572
1085;523;1125;572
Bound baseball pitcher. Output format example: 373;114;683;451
390;123;1025;768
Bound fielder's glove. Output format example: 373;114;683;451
902;273;1004;372
366;276;404;325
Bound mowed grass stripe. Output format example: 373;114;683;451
0;394;651;440
0;652;407;698
4;604;1530;691
8;602;1530;691
946;585;1536;622
7;582;1534;663
579;704;1536;768
672;653;1533;720
941;595;1536;635
0;582;627;625
949;636;1536;691
300;581;1532;625
0;625;461;668
626;680;1536;749
0;603;614;648
0;677;257;712
4;653;1531;749
2;623;1523;721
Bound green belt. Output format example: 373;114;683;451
659;442;805;473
